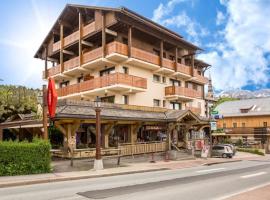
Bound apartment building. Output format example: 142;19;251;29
34;5;211;158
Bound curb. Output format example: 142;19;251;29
202;159;242;166
0;168;169;188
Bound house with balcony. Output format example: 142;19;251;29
34;4;211;158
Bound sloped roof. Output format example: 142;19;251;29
215;98;270;117
35;4;201;58
55;100;207;123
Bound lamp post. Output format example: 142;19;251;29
94;96;103;170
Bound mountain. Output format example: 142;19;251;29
217;89;270;99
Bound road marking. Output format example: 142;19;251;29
241;172;267;179
196;168;226;173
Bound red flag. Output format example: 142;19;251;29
47;78;58;118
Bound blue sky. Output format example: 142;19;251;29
0;0;269;91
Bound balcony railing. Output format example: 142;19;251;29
52;22;96;52
82;47;103;64
176;63;192;76
46;65;61;77
64;56;80;71
106;41;128;56
165;86;202;98
131;47;160;66
163;58;175;70
57;73;147;97
194;70;208;84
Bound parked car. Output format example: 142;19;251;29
212;145;233;158
223;144;236;156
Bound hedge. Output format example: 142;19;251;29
0;138;51;176
237;148;265;156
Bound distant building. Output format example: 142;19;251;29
215;98;270;150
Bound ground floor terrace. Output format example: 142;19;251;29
0;100;211;158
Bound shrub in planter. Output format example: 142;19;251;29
0;138;51;176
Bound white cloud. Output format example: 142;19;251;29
152;0;208;45
216;11;226;25
199;0;270;90
152;0;187;22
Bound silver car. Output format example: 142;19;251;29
212;145;233;158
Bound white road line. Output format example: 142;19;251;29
241;172;267;179
196;168;226;173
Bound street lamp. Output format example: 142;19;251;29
93;96;103;170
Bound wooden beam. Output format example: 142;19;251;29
175;47;178;71
45;47;48;79
79;12;83;66
47;57;58;63
101;11;106;57
160;40;163;67
81;40;94;47
60;23;64;73
55;122;67;136
128;26;132;57
0;128;3;141
42;85;48;140
105;28;117;37
63;49;75;56
191;55;194;76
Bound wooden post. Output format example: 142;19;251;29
160;40;163;67
191;55;195;76
175;47;178;71
78;11;83;66
42;85;48;140
101;11;106;58
95;108;102;160
45;47;48;79
60;23;64;73
0;128;3;141
128;26;132;57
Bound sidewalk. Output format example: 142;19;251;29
0;152;266;188
226;184;270;200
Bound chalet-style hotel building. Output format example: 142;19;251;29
34;4;211;158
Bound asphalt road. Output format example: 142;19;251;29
1;159;270;200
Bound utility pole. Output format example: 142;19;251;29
42;85;48;140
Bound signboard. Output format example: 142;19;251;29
201;145;210;158
210;121;217;131
211;110;219;115
47;78;58;118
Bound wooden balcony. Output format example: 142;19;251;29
57;73;147;97
64;56;79;71
128;47;160;70
192;70;208;84
52;22;96;52
45;65;61;78
165;86;202;100
106;41;128;62
174;63;192;78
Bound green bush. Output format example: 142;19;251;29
237;148;265;156
0;138;51;176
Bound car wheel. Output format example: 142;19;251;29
222;154;227;158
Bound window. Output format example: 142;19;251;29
170;79;181;86
77;76;84;83
123;95;128;105
242;123;246;128
60;80;70;88
163;100;166;108
122;37;128;45
153;99;160;107
169;55;175;61
233;123;237;128
123;66;129;74
170;102;181;110
101;96;115;103
263;122;267;127
100;67;115;76
162;76;166;83
153;74;161;82
223;123;226;128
